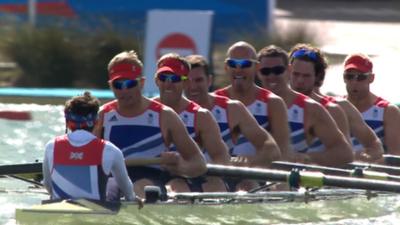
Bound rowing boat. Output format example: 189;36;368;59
15;189;400;225
13;162;400;225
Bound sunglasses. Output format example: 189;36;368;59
158;74;188;83
344;73;370;81
259;66;286;76
112;79;139;90
225;58;258;69
292;49;317;61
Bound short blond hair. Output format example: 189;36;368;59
108;50;143;74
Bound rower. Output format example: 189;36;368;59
343;53;400;156
93;50;206;198
213;41;292;161
311;50;384;162
256;45;353;167
184;54;281;191
153;53;231;192
42;91;135;201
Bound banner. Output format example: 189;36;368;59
143;10;213;96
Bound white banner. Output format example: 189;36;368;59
143;10;214;96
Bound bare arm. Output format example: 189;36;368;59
230;101;281;167
267;96;292;161
196;108;231;165
326;103;350;141
107;143;134;201
384;104;400;155
161;108;207;177
339;100;383;162
307;102;354;167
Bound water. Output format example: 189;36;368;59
1;103;400;225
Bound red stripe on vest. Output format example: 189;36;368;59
214;95;229;108
54;135;105;165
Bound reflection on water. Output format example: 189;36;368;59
0;103;400;225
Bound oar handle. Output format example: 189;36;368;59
383;154;400;167
125;158;162;167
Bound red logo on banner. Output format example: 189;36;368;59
156;33;197;59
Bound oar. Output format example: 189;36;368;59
125;158;162;167
0;158;162;178
384;154;400;167
348;162;400;175
206;164;400;193
0;162;42;176
271;161;400;182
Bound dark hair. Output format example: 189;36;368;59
257;45;289;66
185;55;210;77
288;43;328;87
64;91;100;131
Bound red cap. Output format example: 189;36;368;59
108;63;142;81
344;54;373;73
156;58;189;76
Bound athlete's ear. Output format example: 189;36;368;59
369;73;375;83
207;74;213;88
139;77;146;88
154;75;161;87
287;64;293;80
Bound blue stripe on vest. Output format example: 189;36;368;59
54;165;93;193
52;181;72;199
110;125;162;149
123;137;165;157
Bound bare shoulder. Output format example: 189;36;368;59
160;105;181;126
305;98;326;117
385;103;400;117
227;99;247;112
268;92;287;110
325;102;344;114
196;107;215;122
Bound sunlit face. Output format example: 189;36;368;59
225;46;258;93
156;73;186;104
257;56;288;95
344;68;373;100
109;77;144;107
289;59;316;96
184;67;210;104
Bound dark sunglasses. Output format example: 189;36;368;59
344;73;370;81
225;58;258;69
112;79;139;90
158;74;188;83
292;49;317;61
259;66;286;76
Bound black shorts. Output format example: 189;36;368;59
127;166;173;194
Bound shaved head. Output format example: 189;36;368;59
226;41;257;59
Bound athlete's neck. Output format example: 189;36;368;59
161;96;190;113
229;84;258;105
347;93;376;112
117;96;148;117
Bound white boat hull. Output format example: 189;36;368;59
15;190;399;225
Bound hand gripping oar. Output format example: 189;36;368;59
206;164;400;193
271;161;400;182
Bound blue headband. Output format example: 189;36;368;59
65;111;98;129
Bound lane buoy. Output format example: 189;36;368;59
0;111;32;121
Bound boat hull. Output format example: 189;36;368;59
15;190;400;225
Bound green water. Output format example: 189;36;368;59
1;103;400;225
